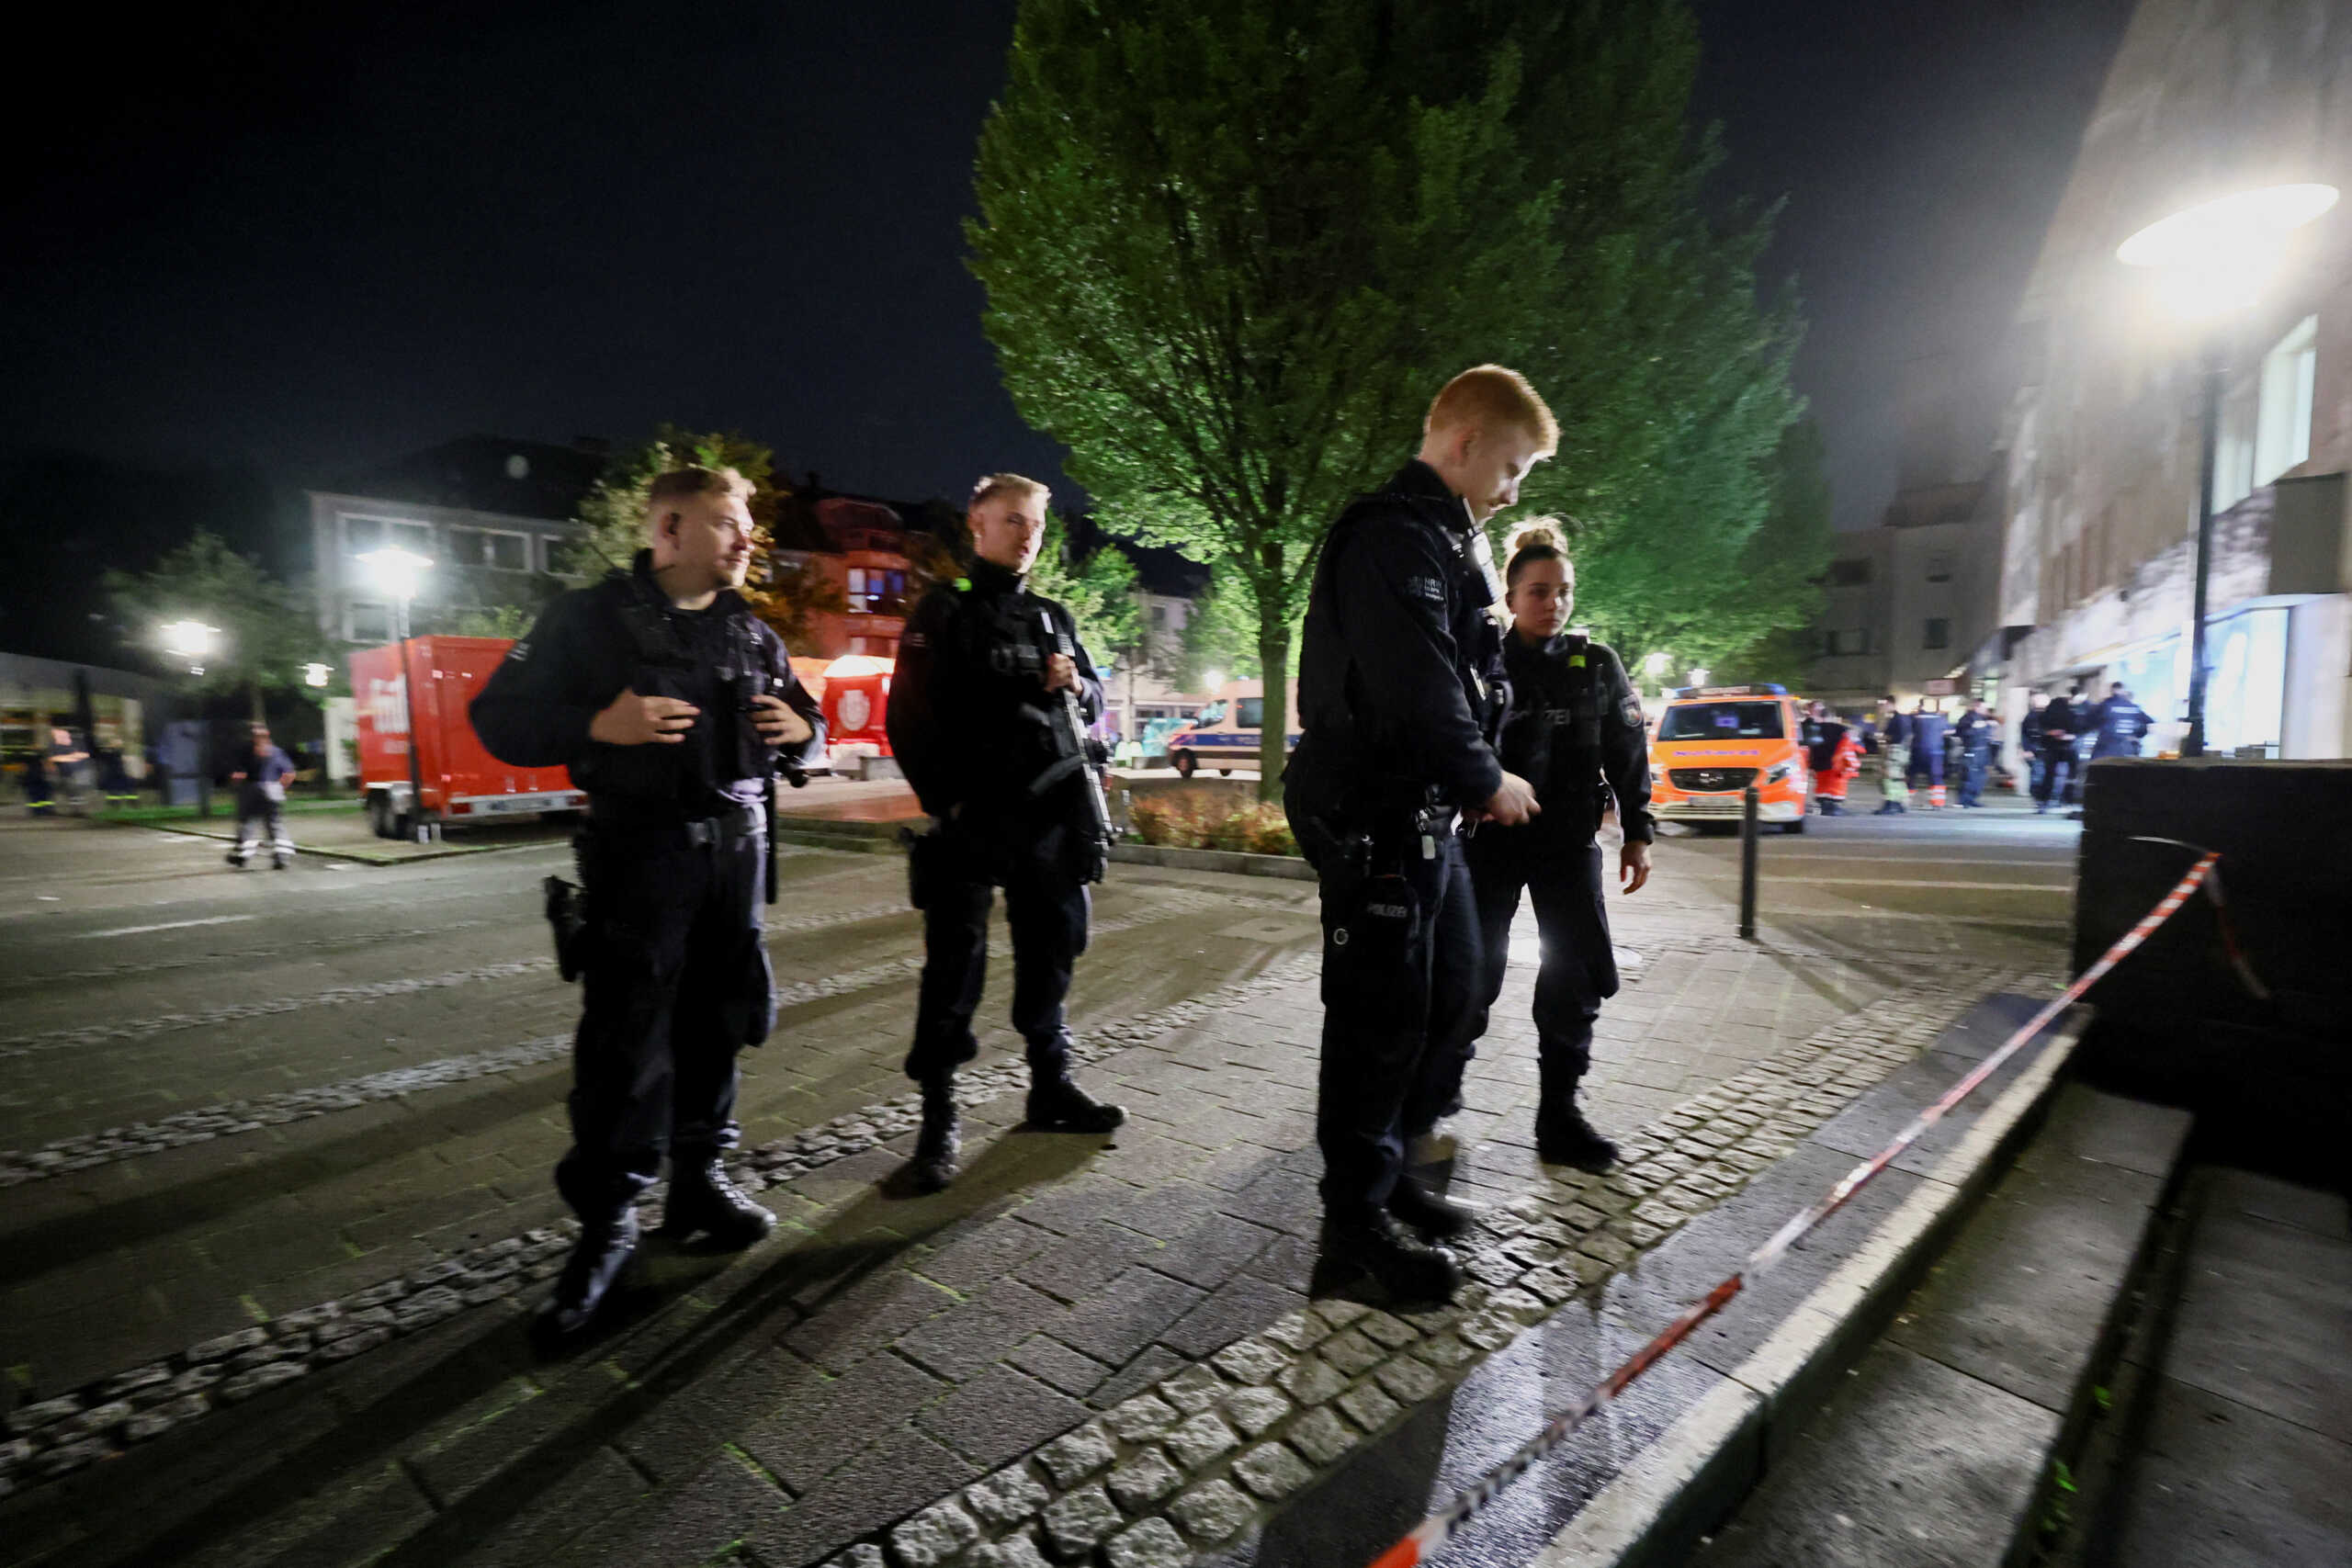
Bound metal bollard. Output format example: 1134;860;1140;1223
1739;784;1759;941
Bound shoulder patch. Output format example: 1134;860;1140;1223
1408;574;1446;604
506;639;530;663
1620;693;1645;727
902;630;927;649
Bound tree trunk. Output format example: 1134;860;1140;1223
248;681;266;727
1255;605;1290;804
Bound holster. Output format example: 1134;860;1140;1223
543;830;594;983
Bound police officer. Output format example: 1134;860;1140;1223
1908;699;1951;808
471;465;824;1341
1285;365;1549;1303
887;473;1126;1194
1953;697;1995;807
2089;682;2152;760
1454;523;1652;1172
1873;695;1913;815
2034;686;2081;813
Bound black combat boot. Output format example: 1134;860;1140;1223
909;1078;960;1193
1320;1212;1463;1305
1385;1175;1478;1239
660;1157;775;1248
1537;1097;1620;1172
1025;1068;1125;1134
534;1208;639;1344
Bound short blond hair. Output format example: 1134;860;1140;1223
967;472;1049;515
646;465;753;513
1425;365;1558;453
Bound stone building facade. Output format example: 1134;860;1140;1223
1995;0;2351;759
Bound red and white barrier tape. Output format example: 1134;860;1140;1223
1366;848;2237;1568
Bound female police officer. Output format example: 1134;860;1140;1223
1451;524;1654;1172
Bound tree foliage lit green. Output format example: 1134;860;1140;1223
1027;514;1142;668
107;531;326;723
971;0;1806;795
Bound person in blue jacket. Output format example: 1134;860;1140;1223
2089;682;2153;759
226;723;300;868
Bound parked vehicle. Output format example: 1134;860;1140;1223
1162;680;1300;778
348;637;584;840
1647;682;1810;834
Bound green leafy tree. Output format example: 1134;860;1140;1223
107;531;326;723
761;558;850;650
971;0;1559;796
971;0;1804;798
569;425;780;577
1027;514;1142;670
1175;563;1299;693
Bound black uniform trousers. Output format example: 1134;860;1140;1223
1460;827;1619;1099
906;817;1090;1082
1305;824;1482;1224
1958;749;1990;806
558;812;769;1222
2032;750;2071;807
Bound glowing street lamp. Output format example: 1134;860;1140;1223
356;546;435;840
159;619;220;675
1687;668;1711;689
303;662;333;689
2117;182;2338;756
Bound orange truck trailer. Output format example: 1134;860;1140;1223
348;637;585;840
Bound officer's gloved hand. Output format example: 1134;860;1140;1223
1473;772;1541;827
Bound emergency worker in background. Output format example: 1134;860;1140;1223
1803;703;1848;816
1285;365;1549;1303
1453;524;1652;1172
887;473;1126;1195
471;466;824;1343
226;722;298;868
2090;682;2152;760
1954;697;1996;807
1908;698;1951;809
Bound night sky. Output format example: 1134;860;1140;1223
4;0;2134;539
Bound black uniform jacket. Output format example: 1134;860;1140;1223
1494;630;1656;846
1291;460;1505;814
886;558;1103;824
469;552;823;818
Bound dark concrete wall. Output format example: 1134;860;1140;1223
2074;759;2352;1180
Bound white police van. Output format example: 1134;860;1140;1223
1163;680;1300;777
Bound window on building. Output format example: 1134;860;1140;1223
540;536;570;572
1827;558;1871;586
2254;315;2317;488
345;600;391;643
1923;617;1951;650
341;514;434;560
2212;376;2257;513
1150;604;1168;628
1925;551;1953;583
1825;627;1868;656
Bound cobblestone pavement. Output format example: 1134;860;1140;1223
0;799;2080;1567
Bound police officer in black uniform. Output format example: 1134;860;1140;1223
1285;366;1551;1303
1954;697;1996;807
2089;682;2152;760
887;473;1125;1194
471;465;824;1341
1452;523;1653;1173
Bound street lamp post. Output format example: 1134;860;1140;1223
357;547;435;842
2116;182;2338;758
158;620;221;816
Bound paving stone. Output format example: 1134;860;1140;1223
1102;1393;1180;1443
824;1547;886;1568
916;1365;1090;1475
1336;1381;1402;1432
1033;1423;1117;1489
5;1397;81;1436
1106;1447;1183;1511
964;1464;1051;1529
1208;1337;1288;1386
1288;1410;1363;1476
1050;1268;1204;1369
1221;1383;1292;1438
1168;1476;1258;1541
1006;1335;1111;1399
1317;1327;1385;1376
1374;1356;1445;1405
1162;1410;1240;1471
1258;1309;1330;1352
1155;1362;1229;1416
889;1500;980;1567
219;1361;309;1402
1104;1515;1192;1568
968;1531;1052;1568
187;1326;268;1363
1411;1333;1477;1370
1040;1483;1124;1559
1229;1440;1315;1501
1276;1357;1346;1406
1354;1309;1419;1348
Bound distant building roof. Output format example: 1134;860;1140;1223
315;435;610;523
1111;538;1210;598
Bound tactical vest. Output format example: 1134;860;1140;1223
1498;631;1606;820
569;572;770;808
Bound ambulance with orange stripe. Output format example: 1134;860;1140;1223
1645;682;1810;833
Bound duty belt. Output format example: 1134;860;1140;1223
587;798;764;848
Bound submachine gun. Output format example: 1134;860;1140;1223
1030;610;1114;884
759;670;811;906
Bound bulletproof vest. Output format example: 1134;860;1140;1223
571;576;767;807
1499;632;1603;810
949;577;1068;795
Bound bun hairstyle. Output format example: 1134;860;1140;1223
1505;518;1575;588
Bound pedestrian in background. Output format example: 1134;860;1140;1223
2089;682;2151;760
226;723;299;869
1285;364;1550;1303
1908;698;1951;809
2035;687;2081;814
1954;697;1995;807
1813;713;1862;814
1452;522;1653;1175
1873;695;1912;815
